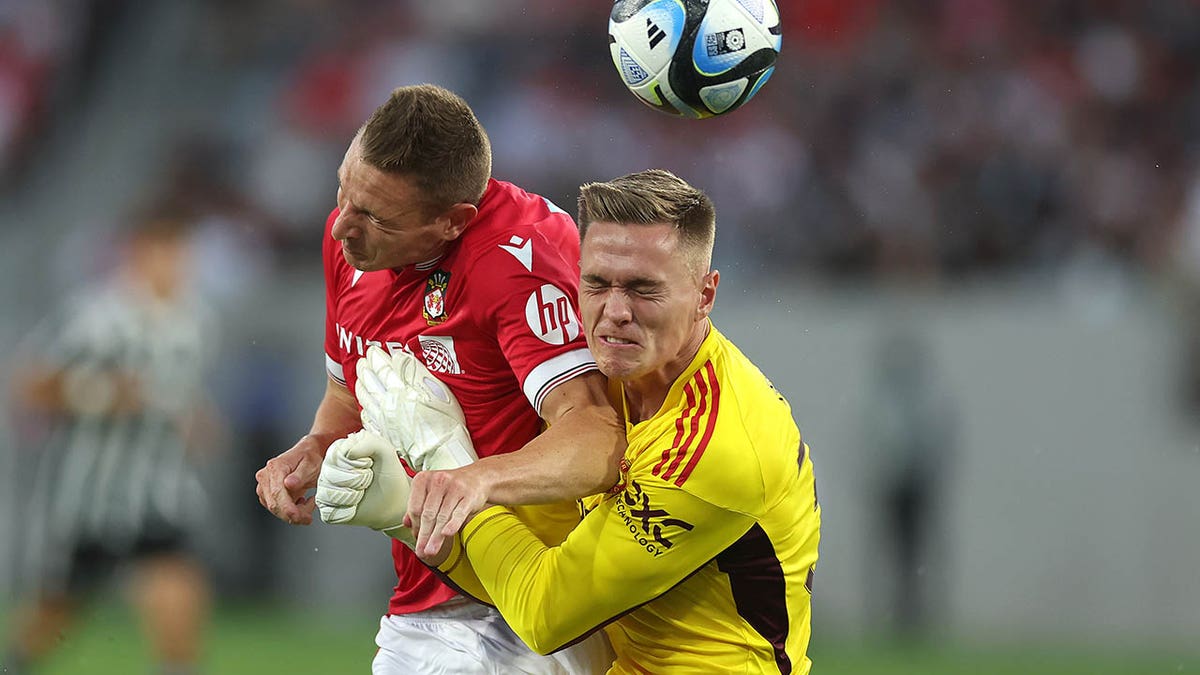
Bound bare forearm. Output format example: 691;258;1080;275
474;404;624;504
405;371;625;556
307;377;362;454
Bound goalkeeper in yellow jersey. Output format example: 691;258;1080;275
316;169;821;674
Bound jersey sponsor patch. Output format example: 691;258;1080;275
614;479;695;557
524;284;580;345
423;270;451;325
420;335;463;375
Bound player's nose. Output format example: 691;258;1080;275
331;210;359;240
602;291;634;324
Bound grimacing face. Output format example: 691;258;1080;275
331;139;450;271
579;221;717;389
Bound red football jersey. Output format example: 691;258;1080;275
323;178;596;614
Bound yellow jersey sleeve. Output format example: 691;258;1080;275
438;500;582;607
450;476;755;655
438;534;493;605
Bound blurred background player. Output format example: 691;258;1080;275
3;209;215;675
861;326;958;639
254;84;620;673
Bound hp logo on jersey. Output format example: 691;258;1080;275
525;284;580;345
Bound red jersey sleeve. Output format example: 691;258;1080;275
469;213;597;415
322;208;349;386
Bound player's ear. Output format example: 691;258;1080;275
437;203;478;241
697;269;719;320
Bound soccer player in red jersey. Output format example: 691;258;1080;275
254;84;621;673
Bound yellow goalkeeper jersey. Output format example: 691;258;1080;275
440;324;821;674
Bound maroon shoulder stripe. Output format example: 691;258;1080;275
653;380;698;477
674;360;720;486
661;370;711;481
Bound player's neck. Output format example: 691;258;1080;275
623;383;663;425
624;321;711;424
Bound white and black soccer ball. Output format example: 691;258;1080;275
608;0;782;119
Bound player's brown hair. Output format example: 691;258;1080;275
359;84;493;212
577;169;716;274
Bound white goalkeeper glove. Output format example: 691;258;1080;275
355;345;478;472
315;429;415;546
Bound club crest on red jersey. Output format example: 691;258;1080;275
423;270;450;325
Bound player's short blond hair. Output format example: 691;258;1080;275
577;169;716;274
359;84;493;212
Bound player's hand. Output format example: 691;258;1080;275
404;465;489;558
355;345;478;472
256;435;326;525
315;429;416;546
412;527;456;568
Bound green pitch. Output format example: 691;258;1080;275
8;603;1198;674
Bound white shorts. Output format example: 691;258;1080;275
372;597;614;674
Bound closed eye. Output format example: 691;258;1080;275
625;281;664;297
581;274;609;290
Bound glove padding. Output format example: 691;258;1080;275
355;345;478;472
315;429;415;546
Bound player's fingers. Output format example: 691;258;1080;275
283;453;320;491
319;503;352;524
265;473;291;515
273;489;297;521
421;498;457;557
441;497;473;538
256;465;281;512
419;495;460;557
406;478;427;542
406;473;430;530
414;511;436;553
290;495;316;525
415;490;449;555
320;463;373;491
422;527;449;559
339;433;390;464
315;481;365;507
258;482;285;518
271;459;314;523
273;475;305;520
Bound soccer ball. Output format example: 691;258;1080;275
608;0;781;119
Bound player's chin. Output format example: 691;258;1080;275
341;249;368;267
594;353;640;381
343;250;385;272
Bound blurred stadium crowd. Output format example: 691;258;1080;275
4;0;1200;283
